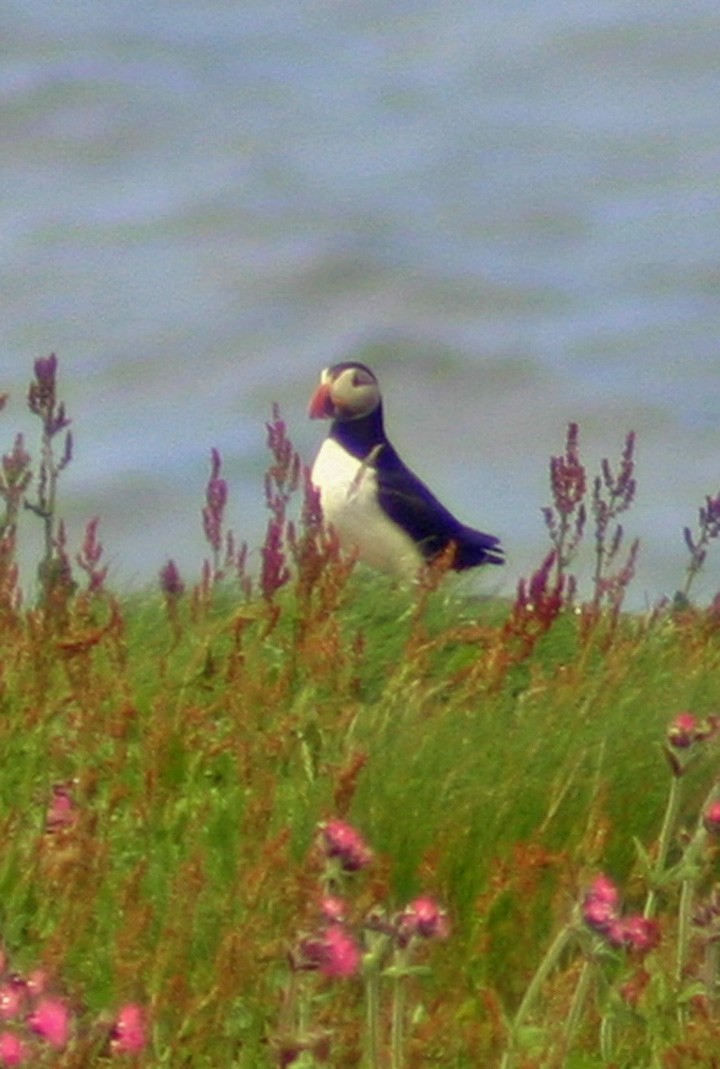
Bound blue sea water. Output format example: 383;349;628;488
2;0;720;605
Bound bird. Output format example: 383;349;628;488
308;361;503;580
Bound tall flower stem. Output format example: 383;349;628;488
500;922;576;1069
390;948;410;1069
364;970;381;1069
362;926;391;1069
644;773;682;920
562;956;593;1049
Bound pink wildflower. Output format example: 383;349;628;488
320;820;372;872
398;897;450;941
667;712;699;749
28;996;70;1048
606;914;660;954
300;924;361;978
586;875;619;906
0;982;25;1022
703;800;720;835
0;1032;26;1067
319;895;348;923
582;897;617;933
110;1003;147;1055
322;924;361;977
24;972;47;999
45;784;76;833
319;925;360;977
582;874;620;934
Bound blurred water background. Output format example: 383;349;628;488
2;0;719;607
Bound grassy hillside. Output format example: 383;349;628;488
1;357;720;1067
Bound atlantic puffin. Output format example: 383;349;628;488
308;362;503;579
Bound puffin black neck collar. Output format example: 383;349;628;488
329;404;386;460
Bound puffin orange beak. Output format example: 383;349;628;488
308;381;335;419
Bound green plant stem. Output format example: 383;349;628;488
676;825;709;988
702;938;719;1014
500;922;576;1069
390;949;410;1069
676;876;693;1029
644;772;682;919
364;970;381;1069
599;1008;614;1062
563;956;593;1050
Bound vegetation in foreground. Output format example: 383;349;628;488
1;356;720;1067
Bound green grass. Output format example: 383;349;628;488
1;559;720;1066
3;358;720;1066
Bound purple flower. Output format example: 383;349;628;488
202;448;228;558
159;559;185;598
549;423;586;517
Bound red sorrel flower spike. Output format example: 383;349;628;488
202;448;228;558
159;559;185;598
549;422;586;516
260;517;290;600
320;819;373;872
76;517;108;592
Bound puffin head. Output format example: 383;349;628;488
308;362;381;422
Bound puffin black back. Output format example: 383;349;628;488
309;362;503;577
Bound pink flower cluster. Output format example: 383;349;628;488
397;897;450;944
665;712;720;776
0;947;147;1065
294;821;450;984
582;876;659;954
320;819;373;872
299;924;361;979
703;800;720;835
666;712;719;750
109;1003;148;1055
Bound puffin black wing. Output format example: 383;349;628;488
374;443;504;569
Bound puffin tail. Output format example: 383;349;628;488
452;527;504;569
